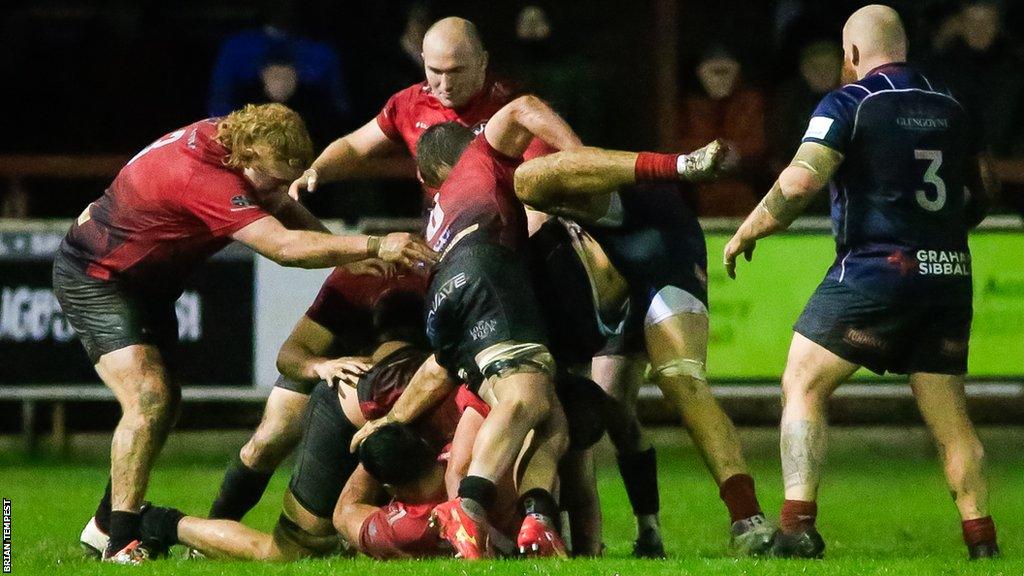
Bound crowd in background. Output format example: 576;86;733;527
3;0;1023;219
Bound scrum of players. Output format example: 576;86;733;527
63;4;1000;565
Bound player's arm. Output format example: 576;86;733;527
484;95;583;160
445;407;486;498
350;354;456;452
965;153;999;229
232;216;436;269
275;316;370;387
514;140;727;210
724;142;843;279
290;118;405;197
253;190;331;233
333;465;388;548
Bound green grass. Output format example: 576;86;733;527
3;426;1023;575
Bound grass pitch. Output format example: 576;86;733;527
2;426;1022;575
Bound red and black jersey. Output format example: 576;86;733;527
375;79;554;200
376;79;513;159
356;345;462;452
304;267;428;354
59;119;269;293
358;498;450;560
424;135;526;254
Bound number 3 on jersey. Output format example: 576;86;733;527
914;149;946;212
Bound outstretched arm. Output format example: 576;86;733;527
484;95;583;159
289;118;405;198
724;142;843;279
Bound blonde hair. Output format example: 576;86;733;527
217;103;314;179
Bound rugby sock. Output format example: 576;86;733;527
719;473;762;523
208;455;273;520
779;499;817;534
518;488;560;527
962;516;997;548
458;475;497;521
108;511;141;553
140;506;184;549
94;479;113;533
635;152;679;181
617;448;660;516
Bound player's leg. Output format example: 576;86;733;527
645;308;773;554
94;344;181;560
910;373;999;559
557;448;603;557
208;379;310;521
145;489;337;561
772;332;858;557
515;141;726;210
591;354;664;557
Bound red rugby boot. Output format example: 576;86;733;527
431;498;490;559
517;513;567;558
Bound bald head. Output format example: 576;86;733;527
421;17;489;109
842;5;907;80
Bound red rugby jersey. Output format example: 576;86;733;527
305;267;428;353
358;497;449;560
424;135;526;254
59;119;269;292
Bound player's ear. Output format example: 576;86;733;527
851;44;860;67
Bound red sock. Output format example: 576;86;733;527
634;152;678;181
719;474;762;523
779;499;817;534
962;516;997;548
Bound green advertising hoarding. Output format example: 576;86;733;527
704;231;1024;380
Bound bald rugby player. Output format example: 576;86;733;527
724;5;999;559
59;103;434;564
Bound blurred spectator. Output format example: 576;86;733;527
769;41;842;173
678;46;766;217
509;5;603;143
927;1;1024;156
207;4;351;145
1;182;29;219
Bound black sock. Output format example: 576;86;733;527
108;511;141;553
518;488;559;524
94;479;112;533
617;447;660;516
208;455;274;520
141;506;184;550
458;475;497;516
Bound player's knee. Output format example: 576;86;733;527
244;414;303;469
651;357;709;399
501;382;552;426
126;378;179;429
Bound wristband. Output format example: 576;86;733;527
367;235;382;257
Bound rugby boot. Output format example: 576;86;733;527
517;513;568;558
968;542;1001;560
79;516;109;559
632;526;666;558
139;504;181;558
769;526;826;559
730;513;775;556
102;539;151;565
430;498;490;559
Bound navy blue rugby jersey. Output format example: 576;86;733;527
802;63;978;302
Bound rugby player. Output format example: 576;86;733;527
510;143;776;554
351;94;585;559
723;5;999;559
137;328;463;561
58;103;434;564
197;262;426;528
289;16;549;203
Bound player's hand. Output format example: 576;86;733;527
723;233;756;279
680;139;729;182
313;357;372;396
377;232;438;269
288;168;319;200
350;415;393;453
